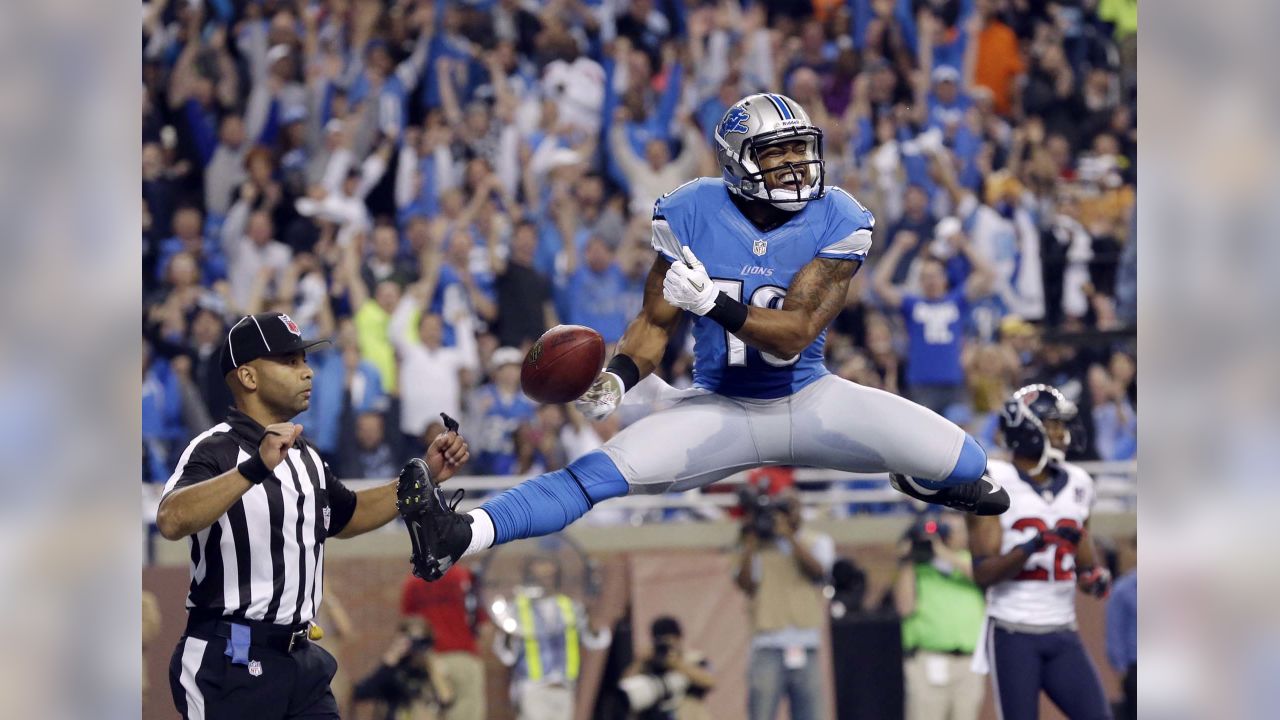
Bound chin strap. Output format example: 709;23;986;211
1031;446;1067;475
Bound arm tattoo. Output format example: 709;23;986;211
786;257;860;331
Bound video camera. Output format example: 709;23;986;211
904;517;946;564
737;486;791;541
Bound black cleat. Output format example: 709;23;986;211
396;458;473;581
890;471;1010;516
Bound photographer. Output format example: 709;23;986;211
620;616;715;720
892;512;985;720
353;618;454;720
734;488;834;720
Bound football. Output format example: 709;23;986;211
521;325;607;404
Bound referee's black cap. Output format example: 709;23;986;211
220;312;330;376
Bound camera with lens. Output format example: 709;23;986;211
394;632;435;686
904;518;945;564
647;638;678;673
738;486;786;540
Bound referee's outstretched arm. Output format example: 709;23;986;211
332;430;469;538
157;423;470;541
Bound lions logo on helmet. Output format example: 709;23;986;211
719;107;751;136
714;93;826;211
999;384;1083;473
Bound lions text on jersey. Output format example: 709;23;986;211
650;178;874;399
984;459;1096;627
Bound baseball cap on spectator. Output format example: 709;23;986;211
281;104;308;125
220;312;330;376
1000;315;1037;339
934;216;963;243
266;44;292;67
931;217;963;259
491;347;525;369
932;65;960;84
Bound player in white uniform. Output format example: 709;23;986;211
396;93;1008;583
967;385;1114;719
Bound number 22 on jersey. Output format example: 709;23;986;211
1012;517;1081;582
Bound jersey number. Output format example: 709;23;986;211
712;280;799;368
1011;517;1081;582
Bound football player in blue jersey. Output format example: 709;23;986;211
397;94;1009;583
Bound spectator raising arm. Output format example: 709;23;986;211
953;232;997;301
872;230;918;309
388;282;429;354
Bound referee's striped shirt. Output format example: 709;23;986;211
162;408;357;625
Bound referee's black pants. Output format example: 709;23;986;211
169;618;340;719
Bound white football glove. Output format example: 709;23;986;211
662;246;718;315
573;371;625;421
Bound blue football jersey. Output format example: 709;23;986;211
651;178;875;399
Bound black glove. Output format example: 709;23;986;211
1078;566;1112;598
1052;526;1083;546
1017;530;1049;555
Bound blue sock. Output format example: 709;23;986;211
911;434;988;490
481;451;629;545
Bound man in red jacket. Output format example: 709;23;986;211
400;565;492;720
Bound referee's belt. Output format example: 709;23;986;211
186;612;316;654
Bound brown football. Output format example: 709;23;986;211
521;325;607;404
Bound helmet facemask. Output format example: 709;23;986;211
725;128;827;211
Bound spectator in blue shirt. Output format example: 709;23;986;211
926;65;974;130
557;237;631;345
881;187;936;283
155;205;228;286
469;347;537;476
873;228;995;417
142;341;186;483
337;405;401;481
1106;544;1137;720
295;322;386;460
1088;363;1137;461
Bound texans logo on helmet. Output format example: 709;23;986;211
719;107;751;137
279;313;301;337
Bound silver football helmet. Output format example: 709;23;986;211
714;93;826;211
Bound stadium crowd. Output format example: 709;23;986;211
142;0;1137;489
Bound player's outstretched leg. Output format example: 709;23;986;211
888;434;1010;516
787;376;1008;515
400;450;629;581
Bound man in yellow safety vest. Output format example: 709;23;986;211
492;557;611;720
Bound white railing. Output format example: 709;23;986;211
142;462;1136;523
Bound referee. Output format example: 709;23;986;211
156;312;470;719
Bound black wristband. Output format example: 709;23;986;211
238;453;274;484
705;292;749;333
606;354;641;392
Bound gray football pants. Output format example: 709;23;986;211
600;374;970;494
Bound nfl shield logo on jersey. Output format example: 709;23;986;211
248;660;263;677
322;506;331;531
753;238;768;256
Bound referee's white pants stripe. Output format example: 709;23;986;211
179;636;209;720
